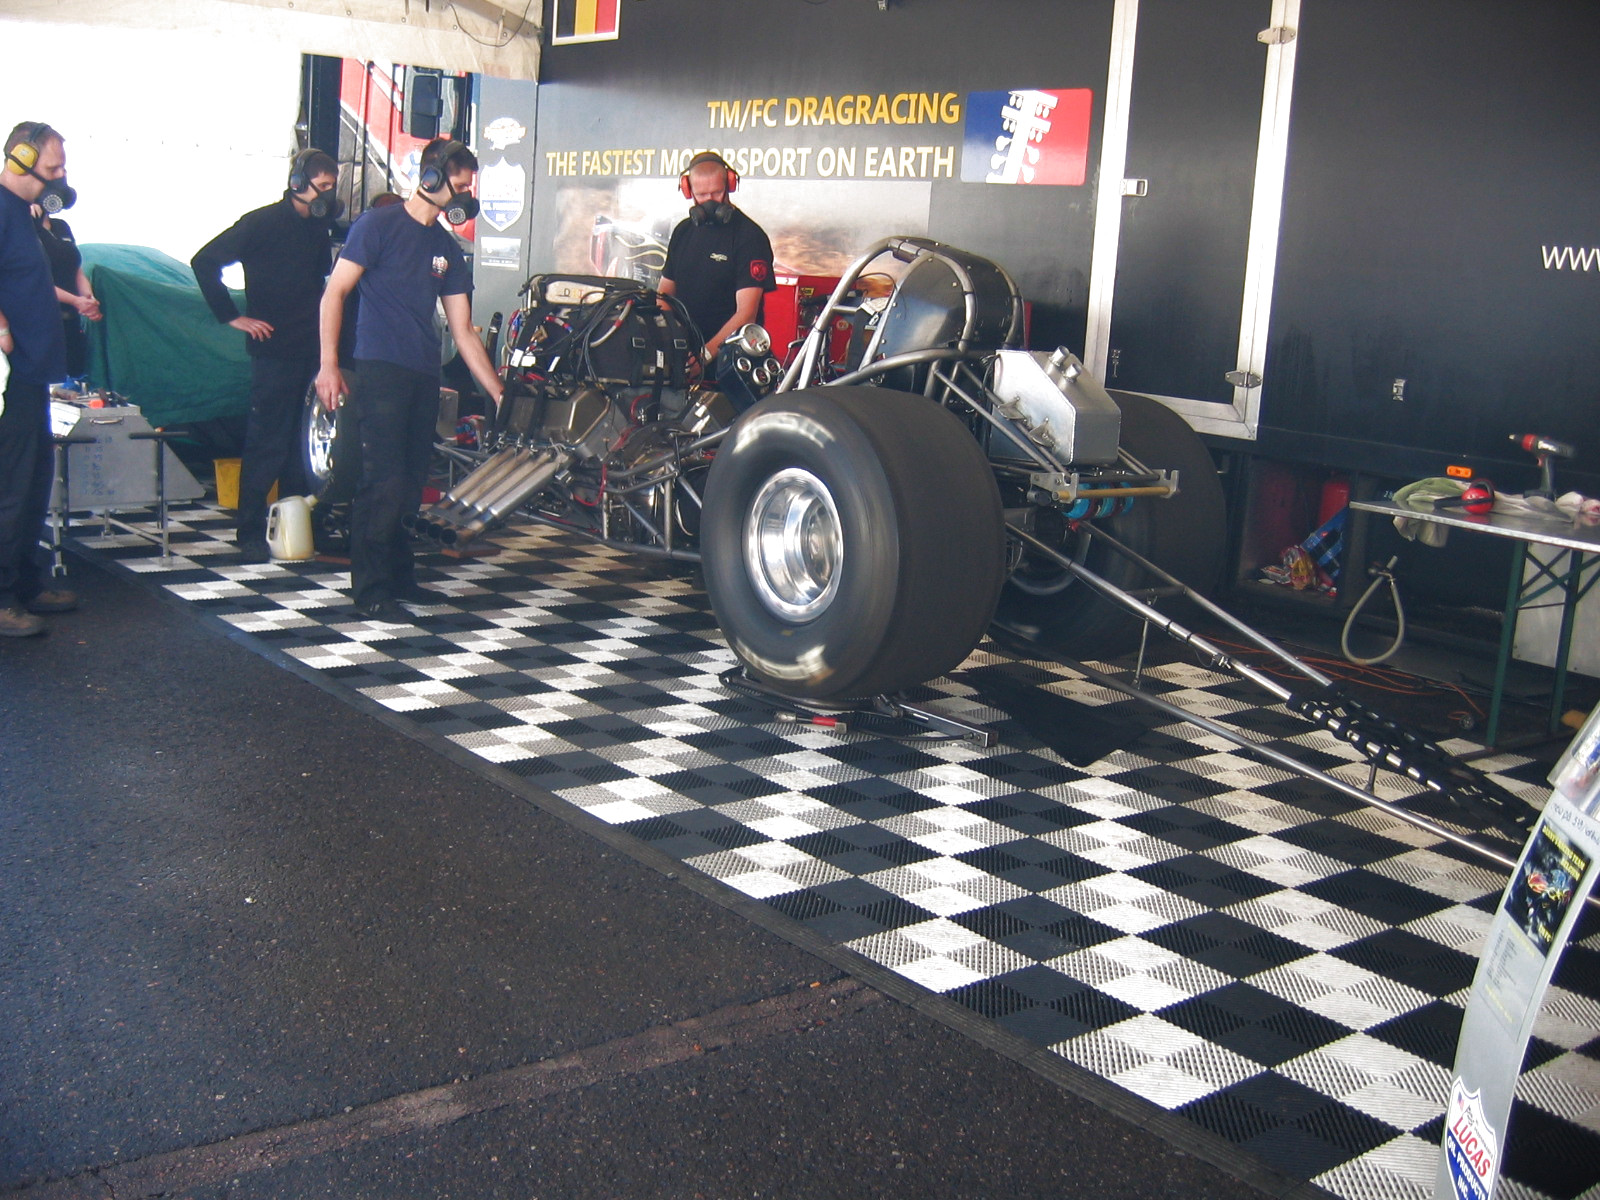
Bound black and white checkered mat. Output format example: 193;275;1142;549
76;506;1600;1200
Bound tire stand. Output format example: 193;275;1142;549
718;668;998;748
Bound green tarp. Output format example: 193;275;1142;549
81;244;251;429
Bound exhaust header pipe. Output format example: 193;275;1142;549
413;447;571;546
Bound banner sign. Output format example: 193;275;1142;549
960;88;1092;185
1435;704;1600;1200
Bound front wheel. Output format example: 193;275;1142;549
701;386;1006;702
300;376;359;505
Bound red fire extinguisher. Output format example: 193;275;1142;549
1318;476;1351;525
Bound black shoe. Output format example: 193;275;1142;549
23;588;78;614
0;605;46;637
232;540;271;564
392;582;440;604
353;599;411;623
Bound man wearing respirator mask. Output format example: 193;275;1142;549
0;121;76;637
193;148;341;562
658;151;775;361
314;137;503;622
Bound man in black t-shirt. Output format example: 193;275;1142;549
193;149;338;561
659;152;775;359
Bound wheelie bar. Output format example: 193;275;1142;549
1284;689;1534;840
1002;522;1540;864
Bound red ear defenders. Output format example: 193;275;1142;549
679;152;738;200
1434;479;1496;515
1459;480;1496;514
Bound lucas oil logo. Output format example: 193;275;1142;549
431;255;449;279
1444;1078;1497;1200
961;88;1092;186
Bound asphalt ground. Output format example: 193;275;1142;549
0;552;1290;1200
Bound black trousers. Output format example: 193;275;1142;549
237;352;317;545
0;376;53;608
347;358;438;606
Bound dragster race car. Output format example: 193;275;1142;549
308;236;1222;700
301;235;1542;869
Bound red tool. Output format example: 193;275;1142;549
1511;433;1576;499
1511;433;1575;459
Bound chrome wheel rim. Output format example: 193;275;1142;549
744;468;842;622
306;404;337;483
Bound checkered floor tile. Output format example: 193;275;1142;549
72;506;1600;1200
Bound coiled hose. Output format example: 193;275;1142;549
1341;555;1406;665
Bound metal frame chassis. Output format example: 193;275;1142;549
462;240;1549;880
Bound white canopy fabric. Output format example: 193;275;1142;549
0;0;541;79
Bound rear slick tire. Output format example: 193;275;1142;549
701;386;1006;702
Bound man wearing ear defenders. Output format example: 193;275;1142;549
658;151;775;360
314;138;504;622
0;121;75;636
192;148;340;562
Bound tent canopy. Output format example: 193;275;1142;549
2;0;540;79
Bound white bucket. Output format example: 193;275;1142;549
266;495;316;561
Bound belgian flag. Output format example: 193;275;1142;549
550;0;620;44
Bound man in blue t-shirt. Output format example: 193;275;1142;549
315;138;503;621
0;121;75;638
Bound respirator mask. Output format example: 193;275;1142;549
304;188;344;221
431;190;479;227
417;150;479;226
689;199;734;226
4;126;76;214
36;176;76;215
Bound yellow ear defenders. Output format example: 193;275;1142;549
6;122;76;213
4;122;52;176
